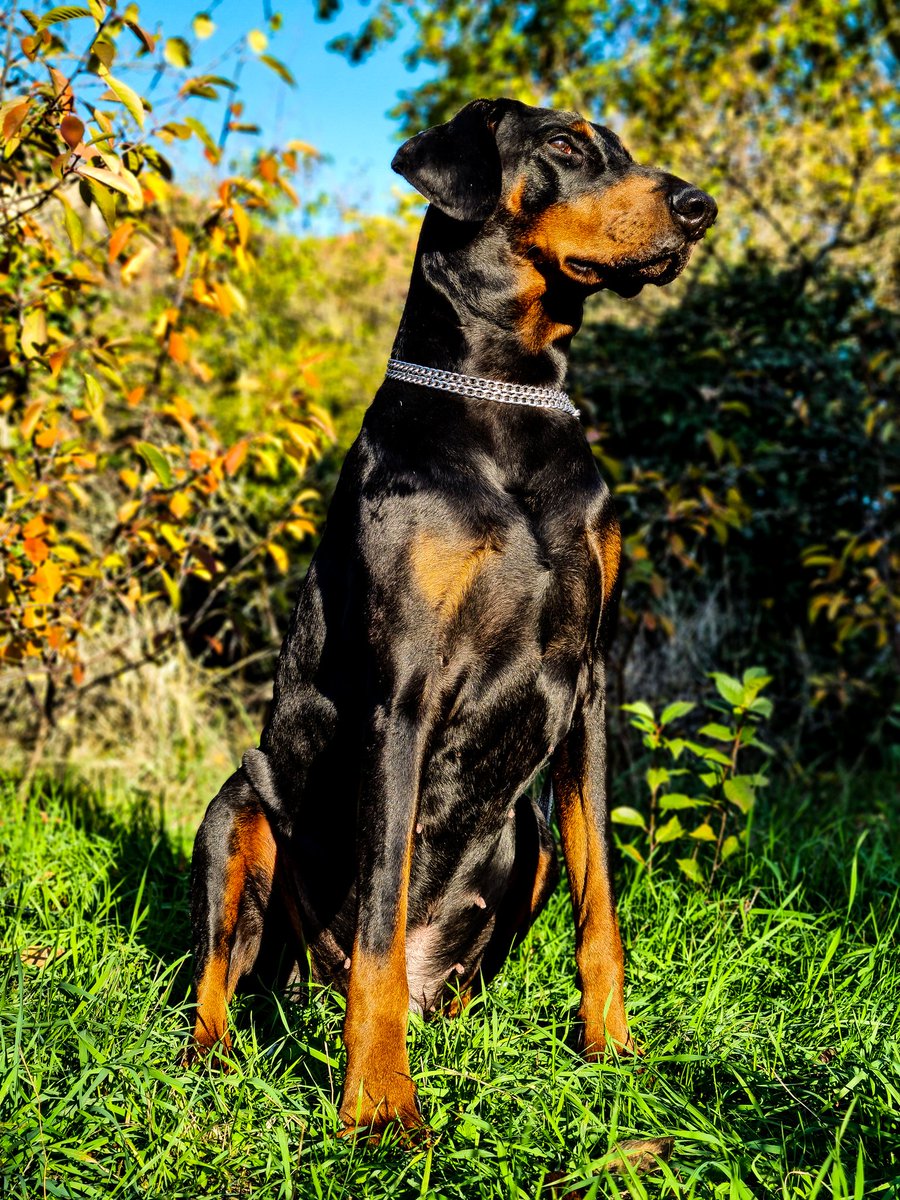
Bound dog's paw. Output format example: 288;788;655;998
338;1082;426;1145
182;1031;233;1071
578;1020;639;1061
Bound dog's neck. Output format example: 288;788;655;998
391;207;588;390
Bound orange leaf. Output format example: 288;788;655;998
126;386;145;407
20;400;45;439
108;220;135;263
3;98;31;141
223;440;248;476
60;114;84;150
22;516;48;538
172;226;190;277
211;280;233;318
49;67;73;110
48;347;70;379
23;538;49;565
34;425;59;449
168;330;189;363
31;561;64;604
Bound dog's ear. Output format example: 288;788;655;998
391;98;514;223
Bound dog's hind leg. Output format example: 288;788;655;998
188;767;279;1057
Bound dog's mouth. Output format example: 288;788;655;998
562;247;691;296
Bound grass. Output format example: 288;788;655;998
1;769;898;1198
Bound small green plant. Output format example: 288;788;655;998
614;667;773;884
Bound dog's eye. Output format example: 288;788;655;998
547;137;582;162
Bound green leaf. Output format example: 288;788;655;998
36;6;91;30
660;700;695;726
723;776;756;814
60;196;83;251
646;767;670;793
622;700;654;723
677;858;705;884
710;672;745;707
84;176;117;229
683;740;732;766
611;806;646;829
721;836;740;860
655;815;684;844
83;373;108;434
689;822;716;841
100;69;145;129
698;722;733;742
620;843;645;866
164;37;192;69
260;54;296;86
749;696;773;718
135;441;173;488
658;794;704;810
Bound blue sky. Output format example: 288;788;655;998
141;1;430;228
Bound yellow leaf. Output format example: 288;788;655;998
267;541;288;573
98;67;145;129
169;491;191;519
247;29;267;53
21;308;48;359
192;13;215;38
20;400;45;438
76;163;142;208
231;200;250;247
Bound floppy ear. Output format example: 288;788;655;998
391;98;513;223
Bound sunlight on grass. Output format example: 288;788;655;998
1;773;898;1198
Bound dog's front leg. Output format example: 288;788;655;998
552;686;633;1058
339;704;423;1138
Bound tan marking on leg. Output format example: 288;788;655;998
587;520;622;608
410;531;491;617
191;810;276;1056
554;744;631;1057
529;842;556;916
340;839;421;1138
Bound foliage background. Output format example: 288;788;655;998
0;0;898;1194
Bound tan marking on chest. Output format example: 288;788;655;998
411;532;492;616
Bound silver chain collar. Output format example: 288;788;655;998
384;358;579;419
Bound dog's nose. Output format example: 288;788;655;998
669;186;717;237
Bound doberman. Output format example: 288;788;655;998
188;98;716;1139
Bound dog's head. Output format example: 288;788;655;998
392;98;717;299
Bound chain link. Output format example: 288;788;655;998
384;358;579;419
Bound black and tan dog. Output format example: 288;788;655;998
188;98;716;1137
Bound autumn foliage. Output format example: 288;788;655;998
0;3;333;750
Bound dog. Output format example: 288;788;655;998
188;97;716;1138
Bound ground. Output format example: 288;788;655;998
1;771;898;1198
